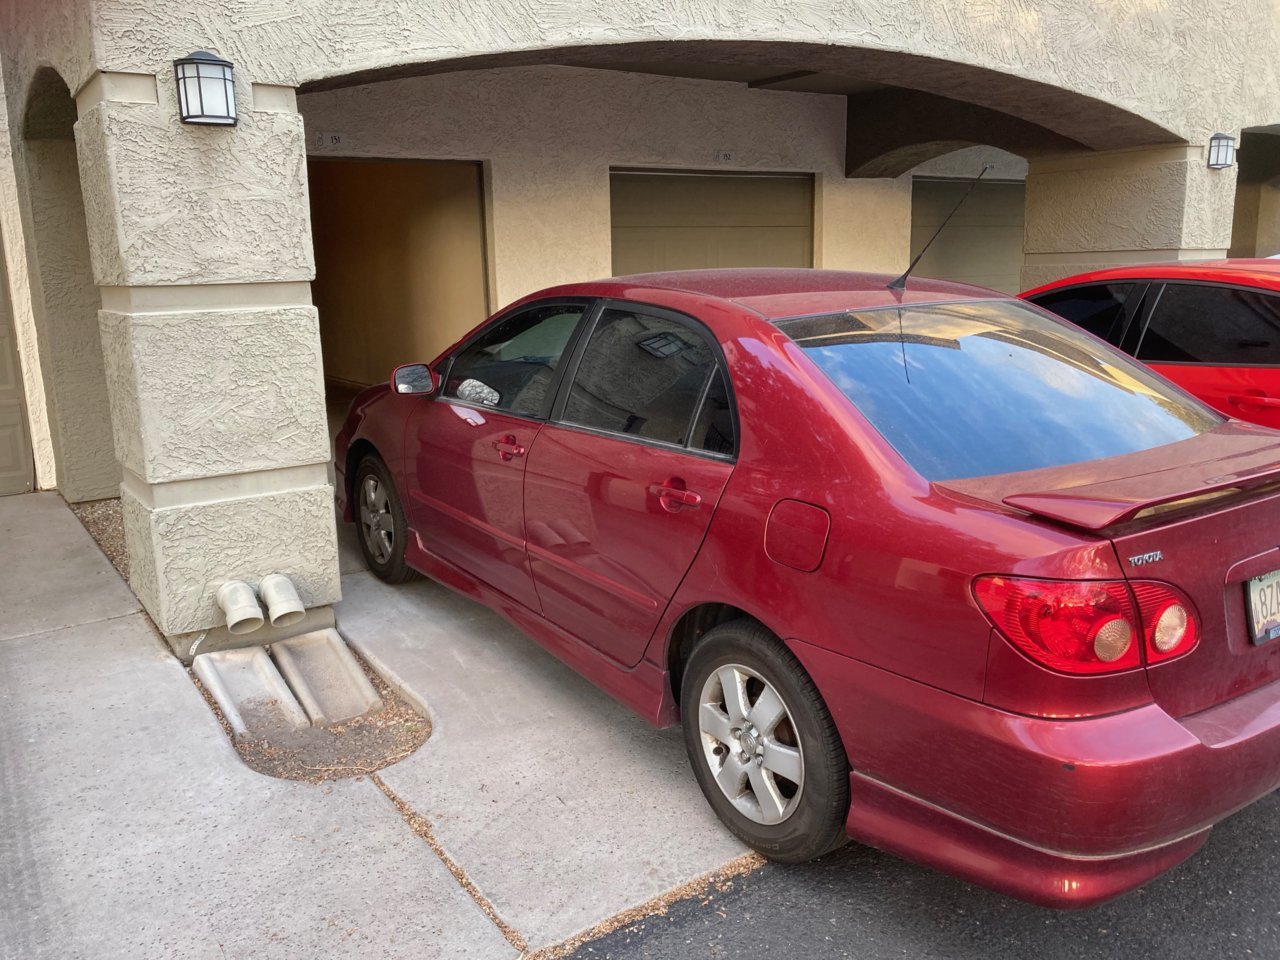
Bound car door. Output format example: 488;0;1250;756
404;300;591;610
1131;282;1280;429
522;302;737;666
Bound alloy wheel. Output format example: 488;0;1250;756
697;663;805;825
359;474;395;565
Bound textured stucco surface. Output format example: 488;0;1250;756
302;65;910;304
121;483;340;635
1022;147;1236;287
75;98;314;286
99;306;329;483
1025;156;1195;253
83;0;1280;146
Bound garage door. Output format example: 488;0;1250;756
0;244;33;496
308;159;489;388
910;179;1026;293
611;171;813;275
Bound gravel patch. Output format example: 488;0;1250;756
69;496;128;580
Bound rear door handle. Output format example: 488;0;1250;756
494;435;526;461
647;482;703;511
1228;394;1280;409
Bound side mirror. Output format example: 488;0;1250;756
391;363;437;397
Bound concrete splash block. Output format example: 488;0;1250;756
272;628;383;727
192;646;309;740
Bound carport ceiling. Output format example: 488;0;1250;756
301;39;1183;157
576;58;887;96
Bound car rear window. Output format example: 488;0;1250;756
779;299;1221;481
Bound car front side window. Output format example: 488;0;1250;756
443;303;587;418
1029;282;1145;347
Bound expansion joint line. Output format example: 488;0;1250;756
370;774;530;955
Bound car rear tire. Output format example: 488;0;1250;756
681;619;850;862
354;454;417;584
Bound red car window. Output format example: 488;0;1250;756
1136;283;1280;365
1028;282;1147;346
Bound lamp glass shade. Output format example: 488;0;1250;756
175;52;236;126
1207;133;1236;170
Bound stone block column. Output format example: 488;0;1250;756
74;71;339;655
1021;144;1239;290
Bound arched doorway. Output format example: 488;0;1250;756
19;67;117;502
1230;127;1280;258
0;213;33;495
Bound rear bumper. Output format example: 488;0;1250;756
789;639;1280;907
845;771;1209;909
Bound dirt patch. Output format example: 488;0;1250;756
191;648;431;784
69;497;128;580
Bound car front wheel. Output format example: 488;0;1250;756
681;619;850;862
354;455;416;584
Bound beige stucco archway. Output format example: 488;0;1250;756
17;67;117;502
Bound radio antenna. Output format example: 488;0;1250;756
888;164;994;292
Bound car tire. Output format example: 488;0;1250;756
681;619;850;862
353;454;417;584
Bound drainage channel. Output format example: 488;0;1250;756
190;629;430;782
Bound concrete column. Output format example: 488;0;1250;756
75;71;339;653
1021;145;1238;290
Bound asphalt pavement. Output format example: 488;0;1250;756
568;790;1280;959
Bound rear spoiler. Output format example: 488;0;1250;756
939;425;1280;532
1003;467;1280;531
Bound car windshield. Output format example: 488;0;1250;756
779;298;1222;481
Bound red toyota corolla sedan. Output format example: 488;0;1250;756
335;268;1280;908
1023;259;1280;429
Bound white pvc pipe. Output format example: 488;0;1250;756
258;574;306;628
216;580;265;635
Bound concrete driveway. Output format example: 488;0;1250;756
1;494;746;958
9;491;1280;959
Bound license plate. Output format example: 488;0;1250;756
1247;569;1280;645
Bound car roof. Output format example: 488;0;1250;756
542;268;1005;321
1022;258;1280;298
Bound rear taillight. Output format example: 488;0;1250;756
974;576;1141;674
973;576;1200;675
1130;581;1200;664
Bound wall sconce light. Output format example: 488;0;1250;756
1207;132;1236;169
174;51;237;126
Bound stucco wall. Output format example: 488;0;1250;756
300;65;911;307
1021;144;1236;289
83;0;1280;147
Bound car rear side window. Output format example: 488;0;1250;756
1028;283;1144;346
562;307;732;452
444;303;586;417
782;299;1220;481
1136;283;1280;365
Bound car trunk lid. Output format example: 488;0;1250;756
944;421;1280;717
